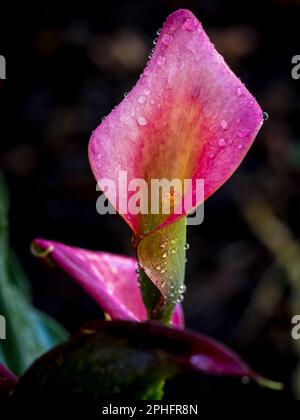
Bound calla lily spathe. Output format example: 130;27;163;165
88;9;263;320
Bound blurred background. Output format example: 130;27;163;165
1;0;300;400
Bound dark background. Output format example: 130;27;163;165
1;0;300;400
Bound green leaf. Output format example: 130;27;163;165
0;172;68;376
15;320;281;402
16;322;174;401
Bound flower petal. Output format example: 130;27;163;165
32;239;184;328
88;8;263;238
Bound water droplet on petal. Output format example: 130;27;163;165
156;28;161;35
220;119;228;130
162;34;173;46
156;265;162;271
170;238;177;245
218;138;226;147
237;129;249;138
263;111;269;121
138;95;146;104
177;294;184;303
236;87;244;97
144;88;151;95
161;280;166;288
124;92;128;98
182;17;198;31
160;267;166;274
153;37;158;45
184;243;190;250
137;116;148;126
157;55;166;66
162;251;168;259
170;248;177;254
179;284;187;294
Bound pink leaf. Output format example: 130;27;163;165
32;239;184;328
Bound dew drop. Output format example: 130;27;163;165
160;240;168;249
138;95;146;104
137;116;148;126
162;251;168;259
177;294;184;303
170;248;177;254
220;119;228;130
153;37;158;45
218;138;226;147
170;238;177;245
263;111;269;121
236;87;244;97
144;88;151;96
179;284;187;294
157;55;166;66
237;129;249;139
156;265;162;271
124;92;128;98
182;17;198;31
184;243;190;250
161;280;166;288
162;34;173;46
161;267;166;274
156;28;161;35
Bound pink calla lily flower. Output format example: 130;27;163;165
89;9;263;236
32;239;184;328
88;9;264;321
27;10;282;395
